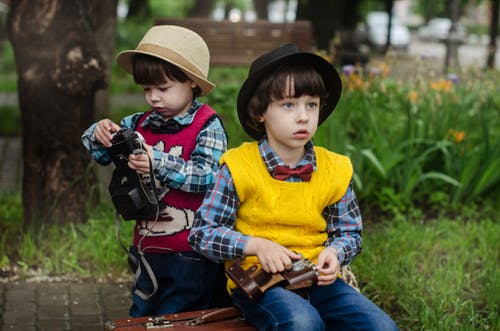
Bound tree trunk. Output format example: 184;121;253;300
187;0;215;18
487;0;499;69
7;0;117;226
384;0;394;54
127;0;150;19
253;0;269;20
306;0;360;51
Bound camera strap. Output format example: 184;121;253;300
114;210;158;301
113;154;160;301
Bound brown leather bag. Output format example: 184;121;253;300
225;258;319;300
104;307;256;330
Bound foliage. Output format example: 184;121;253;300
0;42;17;91
0;195;133;279
313;62;500;216
354;217;499;330
0;105;20;135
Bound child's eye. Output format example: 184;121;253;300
307;102;319;109
282;102;294;110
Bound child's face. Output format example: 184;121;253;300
259;79;320;155
141;77;197;119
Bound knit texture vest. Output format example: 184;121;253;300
221;142;353;290
134;104;217;252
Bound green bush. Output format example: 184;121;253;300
313;66;499;215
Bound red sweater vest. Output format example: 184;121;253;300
133;104;217;253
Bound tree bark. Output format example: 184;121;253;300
487;0;499;69
7;0;117;226
253;0;269;20
187;0;215;18
305;0;360;51
127;0;150;19
384;0;394;54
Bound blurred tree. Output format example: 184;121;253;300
254;0;269;19
297;0;363;65
187;0;215;17
486;0;498;68
127;0;151;19
297;0;361;51
383;0;394;54
7;0;117;226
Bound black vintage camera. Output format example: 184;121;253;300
107;128;160;220
107;128;145;166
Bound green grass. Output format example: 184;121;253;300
354;217;499;330
1;192;498;330
0;194;134;280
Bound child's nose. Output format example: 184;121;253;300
296;106;308;122
150;89;161;101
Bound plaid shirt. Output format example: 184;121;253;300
189;138;363;266
81;100;227;193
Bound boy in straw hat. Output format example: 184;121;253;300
82;25;227;317
189;43;399;330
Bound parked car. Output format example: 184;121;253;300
365;11;410;51
418;18;467;43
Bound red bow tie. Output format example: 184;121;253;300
273;164;313;181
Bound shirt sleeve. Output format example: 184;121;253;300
152;116;228;193
80;114;140;165
324;181;363;266
188;164;250;262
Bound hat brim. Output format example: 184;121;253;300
237;52;342;140
116;50;215;96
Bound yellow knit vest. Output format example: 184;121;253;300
221;142;353;292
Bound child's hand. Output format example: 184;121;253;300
127;144;153;174
245;237;302;273
95;119;121;147
316;247;340;286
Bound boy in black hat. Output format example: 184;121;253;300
189;43;398;330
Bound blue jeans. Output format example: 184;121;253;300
129;246;219;317
232;279;399;331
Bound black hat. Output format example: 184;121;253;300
237;43;342;140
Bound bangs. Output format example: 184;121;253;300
268;62;327;101
132;54;188;85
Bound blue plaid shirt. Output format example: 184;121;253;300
81;100;227;193
189;138;363;266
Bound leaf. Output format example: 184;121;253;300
418;172;461;187
472;158;500;196
361;149;386;179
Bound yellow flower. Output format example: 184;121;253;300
347;73;364;91
448;129;465;143
430;79;453;92
408;91;418;103
367;61;391;79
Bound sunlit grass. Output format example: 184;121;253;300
354;217;499;330
1;191;498;330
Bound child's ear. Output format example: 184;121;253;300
190;80;198;89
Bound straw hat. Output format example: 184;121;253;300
116;25;215;95
237;43;342;140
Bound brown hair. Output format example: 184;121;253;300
245;61;328;138
132;54;202;97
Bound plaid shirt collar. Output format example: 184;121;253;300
140;99;201;128
258;137;316;175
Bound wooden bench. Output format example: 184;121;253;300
154;18;313;66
